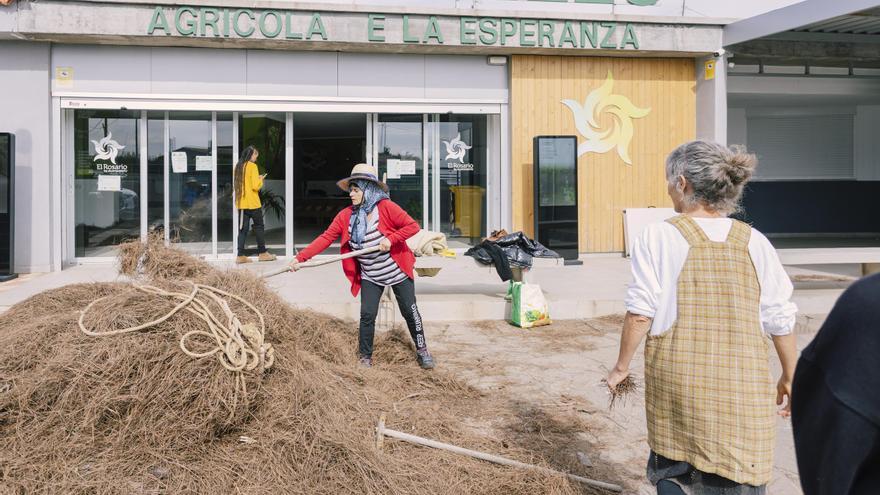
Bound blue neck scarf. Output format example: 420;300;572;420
349;179;389;248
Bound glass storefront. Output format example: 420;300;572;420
69;109;492;259
239;113;286;255
436;114;488;247
73;110;141;257
293;112;366;247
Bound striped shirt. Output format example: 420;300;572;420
349;212;407;287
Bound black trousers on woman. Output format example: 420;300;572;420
237;208;267;254
358;278;427;358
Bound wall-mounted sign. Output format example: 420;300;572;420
386;159;401;179
195;155;213;171
443;133;475;171
55;67;74;88
561;71;650;164
171;152;187;173
704;59;716;80
91;131;128;174
97;174;122;192
147;7;642;50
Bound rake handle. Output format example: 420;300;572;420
261;246;381;278
375;415;623;493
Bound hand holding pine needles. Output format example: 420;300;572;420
600;375;640;410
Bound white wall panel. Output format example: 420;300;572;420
424;55;507;101
246;50;338;98
0;42;53;272
52;45;151;94
150;47;247;96
338;53;426;99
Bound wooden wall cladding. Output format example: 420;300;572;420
511;55;695;253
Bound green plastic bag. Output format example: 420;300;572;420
509;281;551;328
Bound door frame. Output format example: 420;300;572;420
62;99;502;266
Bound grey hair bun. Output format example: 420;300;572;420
719;145;757;186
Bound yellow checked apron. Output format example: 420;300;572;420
645;215;776;486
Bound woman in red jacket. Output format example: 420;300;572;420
289;163;435;370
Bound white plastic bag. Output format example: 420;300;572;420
509;282;551;328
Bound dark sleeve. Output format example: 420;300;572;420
792;359;880;495
791;273;880;495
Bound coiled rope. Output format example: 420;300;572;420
78;282;274;401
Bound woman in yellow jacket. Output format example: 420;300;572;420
234;146;276;263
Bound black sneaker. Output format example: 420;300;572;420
416;352;435;370
359;356;373;368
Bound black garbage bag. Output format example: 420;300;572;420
465;231;560;281
492;231;560;268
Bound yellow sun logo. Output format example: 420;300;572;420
562;71;650;165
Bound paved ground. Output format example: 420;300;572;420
0;255;853;321
427;317;817;494
0;255;852;493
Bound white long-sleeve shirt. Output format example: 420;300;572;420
625;217;797;336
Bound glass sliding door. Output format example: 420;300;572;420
293;112;366;247
73;109;141;257
376;114;425;226
146;111;165;237
239;113;286;256
167;112;213;255
216;113;234;254
434;114;488;247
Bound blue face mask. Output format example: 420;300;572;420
349;180;389;248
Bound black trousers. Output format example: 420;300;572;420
237;208;267;254
359;278;427;358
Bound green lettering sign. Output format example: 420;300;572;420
600;22;617;49
423;16;444;44
260;11;283;38
403;15;419;43
175;7;197;36
580;21;598;48
285;12;303;39
233;9;255;37
519;19;537;47
558;21;577;48
460;17;477;45
500;19;517;45
144;8;644;51
538;20;554;47
621;23;639;49
478;18;498;45
306;13;327;40
201;8;221;37
148;7;171;35
368;14;385;42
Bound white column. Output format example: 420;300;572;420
163;111;170;245
211;111;218;257
50;97;63;270
285;112;294;258
695;55;728;145
139;110;148;242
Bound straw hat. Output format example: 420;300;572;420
336;163;389;192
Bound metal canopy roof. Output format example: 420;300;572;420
793;7;880;35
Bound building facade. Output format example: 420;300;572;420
1;0;806;272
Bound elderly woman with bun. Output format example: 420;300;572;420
605;141;799;494
289;163;434;370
